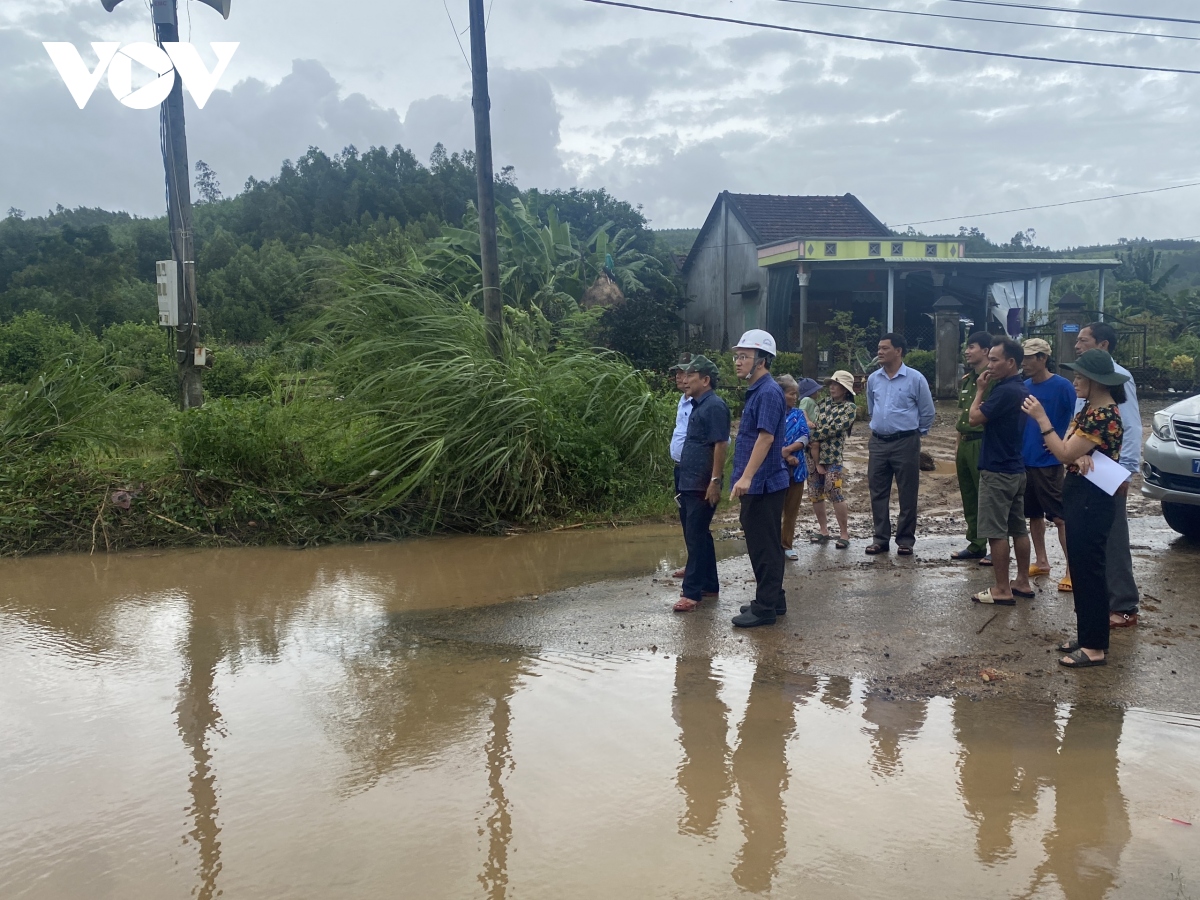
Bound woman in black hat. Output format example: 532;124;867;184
1022;349;1129;669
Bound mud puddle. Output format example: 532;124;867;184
3;536;1199;899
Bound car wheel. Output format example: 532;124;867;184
1161;501;1200;538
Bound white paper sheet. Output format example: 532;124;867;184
1083;450;1132;496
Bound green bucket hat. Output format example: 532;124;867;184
1061;349;1130;386
684;354;720;379
668;352;693;372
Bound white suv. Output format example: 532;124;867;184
1142;394;1200;538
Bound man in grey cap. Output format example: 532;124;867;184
669;352;693;579
1021;337;1075;588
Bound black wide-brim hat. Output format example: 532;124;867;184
1061;349;1130;386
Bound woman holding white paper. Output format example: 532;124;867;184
1022;349;1129;670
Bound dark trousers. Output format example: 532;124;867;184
679;491;719;600
1107;491;1139;614
868;432;921;549
1063;474;1115;651
740;489;788;616
955;436;985;554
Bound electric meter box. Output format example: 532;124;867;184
156;260;179;327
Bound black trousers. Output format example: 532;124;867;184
868;432;921;549
740;489;788;616
1063;474;1115;651
679;491;719;600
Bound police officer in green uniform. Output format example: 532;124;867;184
951;332;995;561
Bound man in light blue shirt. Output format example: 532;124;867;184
1074;323;1141;626
669;354;693;578
865;332;936;556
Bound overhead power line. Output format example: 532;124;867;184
580;0;1200;75
767;0;1200;43
896;180;1200;226
946;0;1200;28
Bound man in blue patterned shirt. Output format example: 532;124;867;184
729;330;790;628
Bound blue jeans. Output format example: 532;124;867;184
679;491;719;601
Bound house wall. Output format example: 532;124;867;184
683;198;768;349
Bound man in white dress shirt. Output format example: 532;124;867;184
669;353;693;578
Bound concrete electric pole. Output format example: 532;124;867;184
102;0;231;408
468;0;504;358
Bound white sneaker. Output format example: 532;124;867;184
784;548;799;561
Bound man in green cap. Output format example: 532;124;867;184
672;355;730;612
953;332;995;562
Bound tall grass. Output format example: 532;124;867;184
0;355;128;457
312;263;670;527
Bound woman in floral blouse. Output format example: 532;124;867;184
807;370;858;549
1023;349;1128;670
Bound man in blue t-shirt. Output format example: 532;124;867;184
967;337;1034;605
1020;338;1075;589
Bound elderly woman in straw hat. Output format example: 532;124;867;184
806;370;858;549
1022;349;1129;670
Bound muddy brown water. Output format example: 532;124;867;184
2;528;1198;899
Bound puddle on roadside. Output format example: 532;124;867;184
2;539;1198;899
0;523;744;616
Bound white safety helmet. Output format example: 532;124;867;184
733;329;777;357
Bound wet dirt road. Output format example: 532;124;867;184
2;523;1198;898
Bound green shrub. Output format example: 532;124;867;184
773;352;802;378
177;397;310;483
0;312;97;384
905;349;936;383
101;322;176;398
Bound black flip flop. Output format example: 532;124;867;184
1057;640;1081;653
897;547;914;556
1059;648;1107;668
951;547;985;560
1013;588;1035;599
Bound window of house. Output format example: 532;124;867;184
925;243;938;257
824;242;837;256
868;242;881;257
891;242;904;256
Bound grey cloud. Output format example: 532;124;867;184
402;69;570;188
193;59;405;190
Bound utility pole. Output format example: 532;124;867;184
158;0;203;408
469;0;504;358
102;0;230;407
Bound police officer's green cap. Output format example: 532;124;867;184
684;355;719;378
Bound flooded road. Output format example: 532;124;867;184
2;527;1198;899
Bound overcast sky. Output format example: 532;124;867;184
2;0;1199;247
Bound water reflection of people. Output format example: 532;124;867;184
955;698;1058;864
731;664;797;893
672;656;732;837
861;695;927;777
1034;706;1130;900
955;700;1130;898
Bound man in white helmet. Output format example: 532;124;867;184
728;329;790;627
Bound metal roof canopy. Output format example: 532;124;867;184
798;256;1121;281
